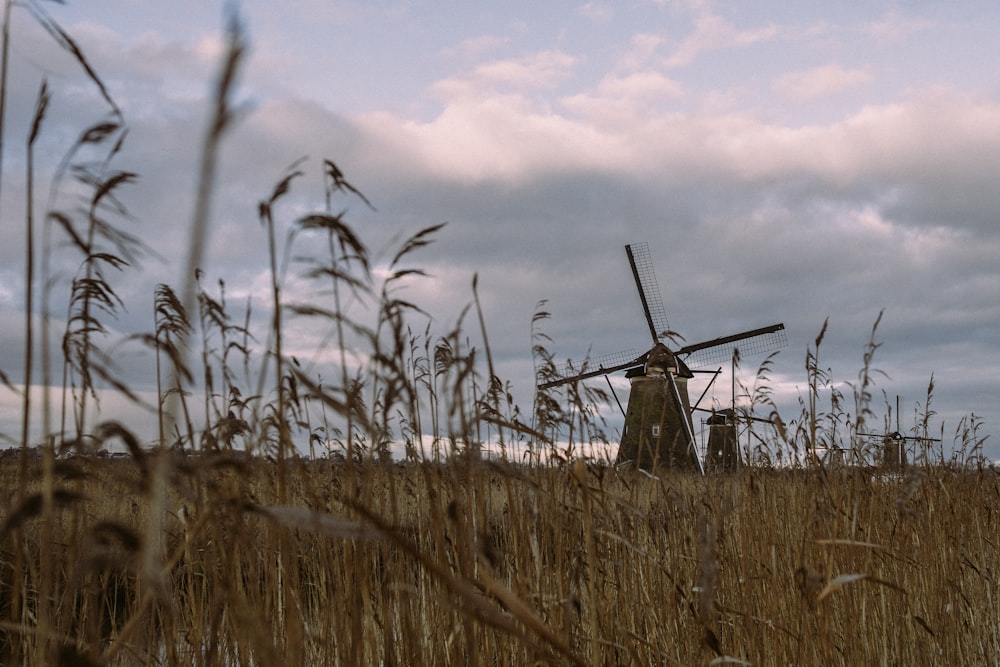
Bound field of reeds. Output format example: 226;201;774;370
4;456;1000;665
1;6;997;666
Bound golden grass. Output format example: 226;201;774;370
3;456;998;665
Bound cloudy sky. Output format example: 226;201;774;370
1;0;997;461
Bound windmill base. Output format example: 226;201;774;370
616;375;699;471
881;433;907;470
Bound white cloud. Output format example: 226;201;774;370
474;51;578;88
359;96;626;184
865;11;933;41
440;34;509;60
774;64;874;101
429;50;578;102
560;71;684;127
655;0;714;14
356;79;1000;211
665;13;779;68
596;71;683;99
617;33;666;71
578;3;613;22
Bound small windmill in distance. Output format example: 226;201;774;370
539;242;786;472
857;395;943;469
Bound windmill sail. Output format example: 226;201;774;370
626;242;670;344
678;323;787;368
539;349;641;390
538;324;786;390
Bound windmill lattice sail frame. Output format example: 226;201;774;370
678;324;787;368
626;241;670;343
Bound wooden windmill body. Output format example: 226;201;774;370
617;344;700;470
705;409;740;471
539;242;786;473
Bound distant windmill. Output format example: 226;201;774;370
539;242;786;472
858;395;942;469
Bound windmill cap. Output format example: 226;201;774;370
643;343;694;378
707;409;736;425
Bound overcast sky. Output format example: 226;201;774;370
1;0;997;461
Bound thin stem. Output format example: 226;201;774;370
21;80;48;453
0;0;12;224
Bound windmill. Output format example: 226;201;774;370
538;242;786;472
857;395;942;469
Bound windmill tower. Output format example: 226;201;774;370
538;242;786;472
619;341;700;471
705;409;740;471
882;432;907;470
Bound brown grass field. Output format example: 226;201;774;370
3;455;999;665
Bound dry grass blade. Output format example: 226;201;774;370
0;0;11;201
816;573;868;602
815;538;887;550
28;77;48;144
816;572;905;603
0;490;85;539
90;519;142;553
296;211;371;276
247;503;382;540
389;222;446;269
181;8;246;322
0;367;20;395
20;77;48;456
324;159;375;210
24;1;121;119
94;421;147;475
477;410;551;444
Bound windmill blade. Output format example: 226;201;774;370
678;323;786;368
626;242;670;344
857;431;942;443
538;349;642;390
